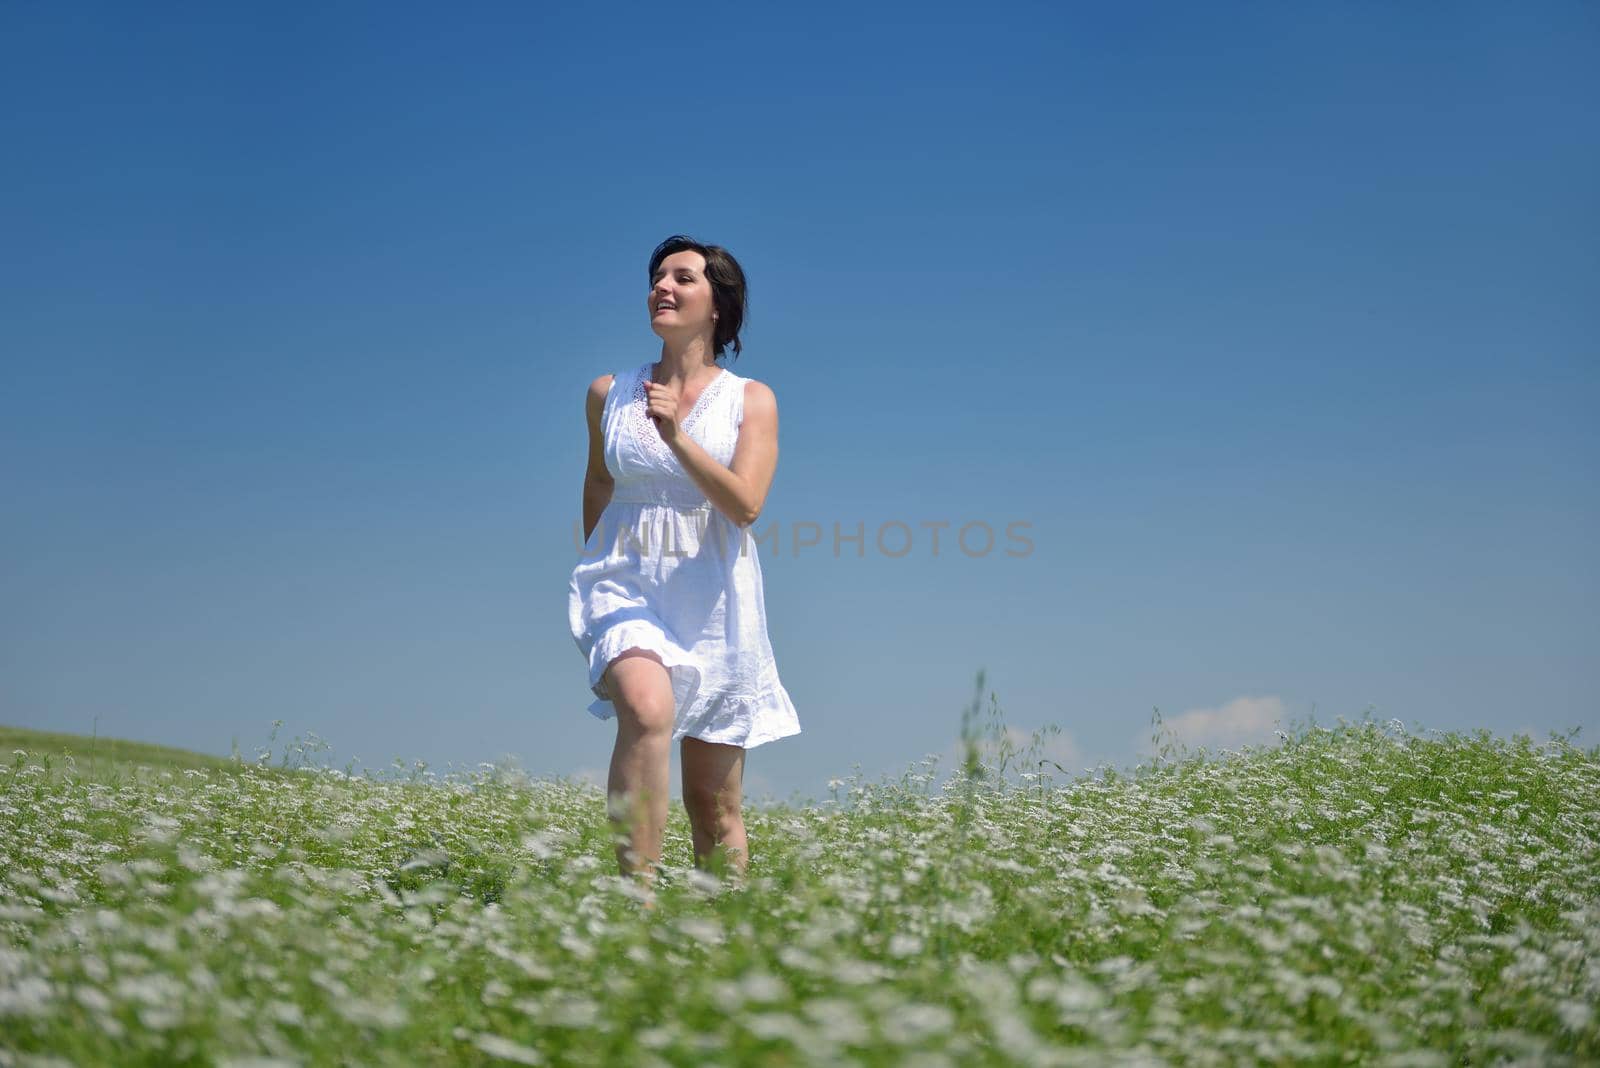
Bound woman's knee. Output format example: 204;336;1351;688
681;739;744;827
683;780;742;830
606;650;676;734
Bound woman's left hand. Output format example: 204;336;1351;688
644;379;682;443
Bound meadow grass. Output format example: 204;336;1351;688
0;723;307;787
1;686;1596;1067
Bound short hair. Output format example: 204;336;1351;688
647;234;749;361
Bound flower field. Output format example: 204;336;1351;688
2;710;1596;1066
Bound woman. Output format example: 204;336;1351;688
567;234;801;891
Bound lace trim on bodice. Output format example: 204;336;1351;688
626;362;733;470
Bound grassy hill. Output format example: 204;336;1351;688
0;724;271;782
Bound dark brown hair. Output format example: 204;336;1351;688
648;234;748;361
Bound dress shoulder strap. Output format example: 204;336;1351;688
605;363;644;412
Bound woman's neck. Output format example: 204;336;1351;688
653;339;720;384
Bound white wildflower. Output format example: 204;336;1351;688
73;986;112;1013
880;1003;955;1045
472;1032;543;1064
675;916;724;944
888;933;924;957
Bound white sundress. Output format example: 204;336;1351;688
566;359;802;749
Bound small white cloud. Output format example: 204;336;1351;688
1135;695;1287;757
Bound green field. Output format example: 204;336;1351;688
1;696;1596;1066
0;724;306;786
0;725;250;781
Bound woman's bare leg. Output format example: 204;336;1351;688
681;736;748;878
602;650;676;884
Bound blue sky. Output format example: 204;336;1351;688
3;3;1595;806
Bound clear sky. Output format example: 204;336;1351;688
3;3;1595;806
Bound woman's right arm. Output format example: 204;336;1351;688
581;374;615;544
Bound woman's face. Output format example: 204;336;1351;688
649;250;717;337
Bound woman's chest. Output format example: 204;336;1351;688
605;374;739;475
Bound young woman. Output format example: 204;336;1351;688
567;234;801;891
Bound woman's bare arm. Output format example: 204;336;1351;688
664;380;778;528
581;374;614;543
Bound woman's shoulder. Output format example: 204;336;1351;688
737;376;776;406
585;365;639;415
587;362;645;400
734;376;777;428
